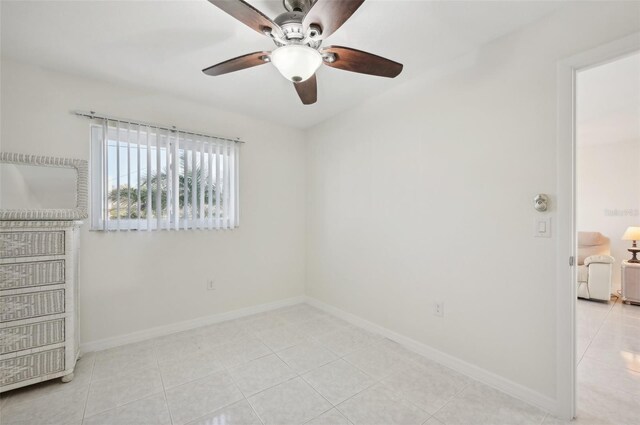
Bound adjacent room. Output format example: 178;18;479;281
574;51;640;423
0;1;639;424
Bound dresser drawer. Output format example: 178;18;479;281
0;290;65;323
0;348;65;386
0;260;65;291
0;231;65;259
0;319;65;355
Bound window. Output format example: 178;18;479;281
90;122;239;231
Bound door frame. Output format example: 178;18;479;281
556;32;640;420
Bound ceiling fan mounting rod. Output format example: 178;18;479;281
283;0;312;13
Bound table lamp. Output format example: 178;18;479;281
622;226;640;263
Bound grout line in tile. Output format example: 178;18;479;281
427;379;473;423
298;371;343;408
243;390;267;425
300;405;337;424
294;331;440;419
224;327;376;425
580;347;640;373
420;414;436;425
156;354;175;425
541;413;550;424
225;352;270;425
200;341;275;425
577;296;619;365
83;391;169;424
335;339;457;412
247;400;267;425
79;352;97;424
168;366;250;425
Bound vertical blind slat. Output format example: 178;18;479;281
165;129;171;230
136;125;141;229
219;141;224;230
191;141;197;225
126;123;131;228
199;141;206;229
173;134;180;230
155;129;162;230
215;142;221;229
183;141;189;229
223;140;230;230
146;126;152;231
229;140;236;228
235;142;240;226
102;121;109;231
207;142;214;230
116;121;121;231
93;120;239;231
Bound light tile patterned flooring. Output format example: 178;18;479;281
570;297;640;425
0;301;637;424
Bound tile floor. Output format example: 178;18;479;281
0;301;636;425
570;296;640;425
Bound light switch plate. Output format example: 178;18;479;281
534;217;551;238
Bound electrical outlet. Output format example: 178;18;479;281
434;301;444;317
207;280;215;291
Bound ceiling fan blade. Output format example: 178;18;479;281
294;74;317;105
321;46;403;78
207;0;282;37
202;51;270;76
302;0;365;40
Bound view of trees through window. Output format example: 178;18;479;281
106;140;222;222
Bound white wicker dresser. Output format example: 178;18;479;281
0;220;82;392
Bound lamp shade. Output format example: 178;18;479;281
622;226;640;240
270;45;322;83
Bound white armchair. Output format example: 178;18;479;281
577;232;615;301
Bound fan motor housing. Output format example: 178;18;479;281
274;11;321;49
274;11;305;33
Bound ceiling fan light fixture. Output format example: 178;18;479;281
270;44;322;83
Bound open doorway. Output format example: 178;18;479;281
573;51;640;423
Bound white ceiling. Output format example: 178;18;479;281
577;51;640;146
1;0;565;129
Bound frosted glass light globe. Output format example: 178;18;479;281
270;45;322;83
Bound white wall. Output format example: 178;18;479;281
305;1;640;401
577;140;640;291
0;59;307;344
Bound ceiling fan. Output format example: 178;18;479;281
202;0;403;105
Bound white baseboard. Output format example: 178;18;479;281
305;296;557;415
80;296;306;353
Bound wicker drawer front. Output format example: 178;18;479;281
0;348;65;386
0;319;65;355
0;261;65;291
0;231;65;259
0;290;65;323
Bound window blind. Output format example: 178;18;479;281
90;121;240;231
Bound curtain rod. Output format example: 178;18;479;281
72;110;245;144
